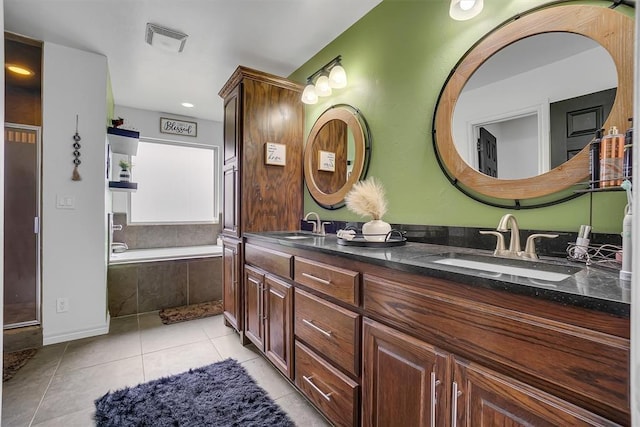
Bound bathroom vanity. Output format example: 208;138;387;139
242;231;629;427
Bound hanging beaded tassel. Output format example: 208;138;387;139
72;115;82;181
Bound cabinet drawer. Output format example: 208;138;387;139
295;341;359;427
295;288;360;376
294;257;359;305
245;243;293;279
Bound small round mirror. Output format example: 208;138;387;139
304;104;371;209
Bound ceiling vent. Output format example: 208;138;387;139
145;23;188;53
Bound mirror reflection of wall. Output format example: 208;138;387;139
453;32;617;179
312;120;349;194
304;104;371;209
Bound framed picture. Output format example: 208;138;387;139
160;117;197;137
318;150;336;172
265;142;286;166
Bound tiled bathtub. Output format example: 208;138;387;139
107;245;222;317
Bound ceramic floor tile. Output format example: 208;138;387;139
275;391;332;427
2;313;328;427
32;356;144;424
57;329;141;373
31;407;95;427
137;311;163;330
241;356;297;400
142;340;223;381
196;314;235;339
211;333;261;362
1;343;67;427
139;317;210;354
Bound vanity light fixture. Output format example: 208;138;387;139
301;55;348;105
145;23;188;53
449;0;484;21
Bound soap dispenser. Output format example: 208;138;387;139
600;126;625;187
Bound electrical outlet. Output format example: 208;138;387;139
56;297;69;313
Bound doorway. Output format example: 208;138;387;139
4;124;41;328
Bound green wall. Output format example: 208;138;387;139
289;0;633;234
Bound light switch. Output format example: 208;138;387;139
56;195;75;209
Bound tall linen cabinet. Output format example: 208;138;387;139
218;66;303;339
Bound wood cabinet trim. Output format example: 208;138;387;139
218;65;303;98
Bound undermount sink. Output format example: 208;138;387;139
430;253;582;282
267;231;317;240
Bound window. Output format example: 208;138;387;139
129;139;218;224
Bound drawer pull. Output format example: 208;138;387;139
301;272;331;286
302;318;332;338
303;375;333;402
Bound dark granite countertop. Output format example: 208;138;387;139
244;231;630;318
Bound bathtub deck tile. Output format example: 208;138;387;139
188;258;223;304
107;266;138;317
137;261;188;312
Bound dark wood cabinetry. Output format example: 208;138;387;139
362;318;448;427
222;237;241;331
218;67;303;334
242;236;629;427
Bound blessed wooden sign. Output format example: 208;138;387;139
160;117;197;137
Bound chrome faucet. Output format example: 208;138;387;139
496;214;521;256
304;212;326;236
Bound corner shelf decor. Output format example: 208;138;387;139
107;126;139;156
108;181;138;192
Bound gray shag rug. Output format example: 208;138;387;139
94;358;295;426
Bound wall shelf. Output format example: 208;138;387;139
109;181;137;192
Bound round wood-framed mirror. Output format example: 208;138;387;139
433;3;633;204
304;104;371;209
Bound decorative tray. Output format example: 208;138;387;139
337;229;407;247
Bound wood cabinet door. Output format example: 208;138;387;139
244;265;264;349
452;357;618;427
222;165;239;237
222;238;241;331
223;84;240;166
362;318;449;427
265;275;293;379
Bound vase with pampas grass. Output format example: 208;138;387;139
345;177;391;242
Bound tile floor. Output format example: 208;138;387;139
2;313;331;426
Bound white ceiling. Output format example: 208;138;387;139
4;0;382;122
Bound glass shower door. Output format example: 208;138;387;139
4;123;41;328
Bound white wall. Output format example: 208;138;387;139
42;42;109;345
111;105;223;214
453;46;617;168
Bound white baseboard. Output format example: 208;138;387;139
43;313;111;345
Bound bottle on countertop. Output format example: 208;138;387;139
590;128;603;189
600;126;625;187
623;118;633;181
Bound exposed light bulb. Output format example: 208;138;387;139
328;65;347;89
315;75;332;97
301;84;318;104
449;0;483;20
459;0;475;11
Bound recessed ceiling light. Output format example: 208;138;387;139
181;102;194;108
6;64;34;76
